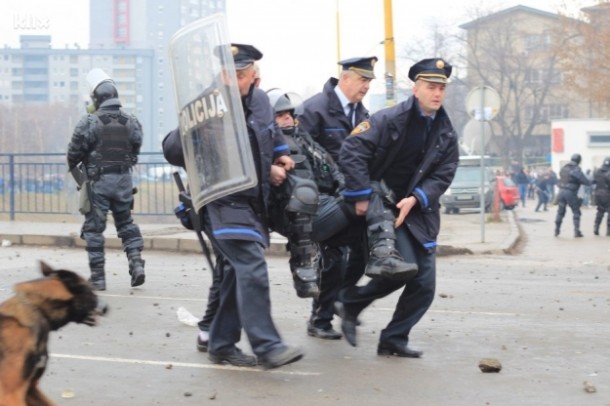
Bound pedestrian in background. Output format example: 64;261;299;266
66;69;145;291
593;157;610;236
515;167;529;207
534;172;550;212
554;153;591;237
337;58;460;358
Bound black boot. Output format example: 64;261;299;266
127;251;146;287
554;222;561;237
89;266;106;291
365;194;418;281
594;224;600;236
288;213;319;299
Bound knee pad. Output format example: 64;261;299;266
285;174;319;215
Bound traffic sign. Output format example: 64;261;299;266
466;86;501;121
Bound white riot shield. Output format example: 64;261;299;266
168;14;257;211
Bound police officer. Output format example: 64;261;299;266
593;157;610;236
163;43;304;369
66;71;145;291
299;56;377;162
336;58;460;357
298;57;416;340
554;153;591;237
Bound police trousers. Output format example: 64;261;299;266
81;172;143;268
339;225;436;346
204;230;286;358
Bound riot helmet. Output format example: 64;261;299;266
604;157;610;167
266;88;302;116
91;81;119;109
570;153;582;165
86;68;118;111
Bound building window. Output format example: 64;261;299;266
588;133;610;147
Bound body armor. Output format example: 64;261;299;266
87;112;133;170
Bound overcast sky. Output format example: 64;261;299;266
3;0;586;98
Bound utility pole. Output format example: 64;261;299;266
336;0;342;77
384;0;396;105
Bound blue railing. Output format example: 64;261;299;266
0;152;182;220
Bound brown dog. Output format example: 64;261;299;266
0;261;107;406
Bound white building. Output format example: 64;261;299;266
551;119;610;174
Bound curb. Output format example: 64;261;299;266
1;211;522;257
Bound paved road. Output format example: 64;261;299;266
0;206;608;405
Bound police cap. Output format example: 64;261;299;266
230;43;262;70
338;56;378;79
408;58;452;84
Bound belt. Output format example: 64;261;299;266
99;165;130;174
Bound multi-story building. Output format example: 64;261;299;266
459;5;588;162
0;35;154;148
0;1;225;153
89;0;226;152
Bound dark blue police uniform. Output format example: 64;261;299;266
337;58;460;355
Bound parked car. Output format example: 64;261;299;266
441;156;495;214
495;175;519;210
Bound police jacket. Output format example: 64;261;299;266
67;98;142;172
593;165;610;202
558;162;590;192
283;125;344;196
298;77;369;162
339;96;459;252
162;88;289;247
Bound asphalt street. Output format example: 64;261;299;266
0;205;608;405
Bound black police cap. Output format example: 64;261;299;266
214;43;263;70
338;56;378;79
408;58;452;84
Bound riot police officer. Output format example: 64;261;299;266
555;153;591;237
66;70;145;290
593;157;610;236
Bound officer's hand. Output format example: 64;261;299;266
274;155;295;171
355;200;369;216
395;196;417;227
270;165;287;187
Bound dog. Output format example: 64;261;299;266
0;261;108;406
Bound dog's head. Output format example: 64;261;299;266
13;261;108;330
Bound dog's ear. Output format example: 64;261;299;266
40;261;55;277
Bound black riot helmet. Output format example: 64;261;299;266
604;157;610;167
570;153;582;165
91;81;119;109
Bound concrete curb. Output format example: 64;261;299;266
1;211;522;258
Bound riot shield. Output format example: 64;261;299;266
168;14;257;211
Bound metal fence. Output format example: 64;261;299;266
0;152;182;220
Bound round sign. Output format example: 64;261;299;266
465;86;501;121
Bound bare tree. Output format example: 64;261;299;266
556;1;610;117
0;104;80;154
458;6;574;168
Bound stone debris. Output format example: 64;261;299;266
478;358;502;373
583;381;596;393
